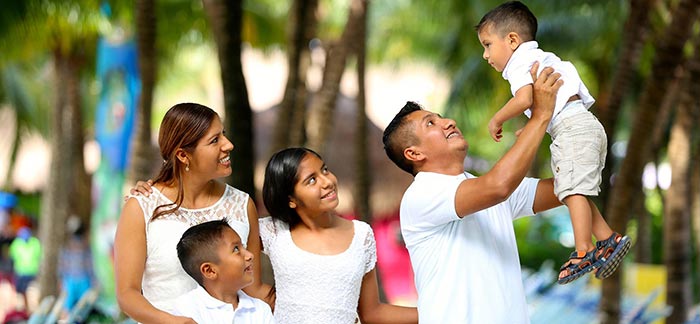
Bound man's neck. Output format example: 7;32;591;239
416;162;465;176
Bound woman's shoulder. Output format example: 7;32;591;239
224;183;250;199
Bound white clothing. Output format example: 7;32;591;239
259;217;377;324
502;41;595;133
171;286;275;324
400;171;539;324
129;184;251;313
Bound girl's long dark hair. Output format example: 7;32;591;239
262;147;322;227
151;103;218;220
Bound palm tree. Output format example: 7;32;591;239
663;34;700;324
202;0;256;196
305;0;367;154
127;0;158;185
600;0;700;322
353;0;370;223
662;68;694;324
271;0;319;153
597;0;657;211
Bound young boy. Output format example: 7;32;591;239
173;219;275;323
476;1;631;284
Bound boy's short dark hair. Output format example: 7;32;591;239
176;219;231;286
382;101;423;175
475;1;537;42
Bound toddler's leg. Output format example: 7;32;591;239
589;198;614;241
563;194;595;252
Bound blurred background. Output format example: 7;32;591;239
0;0;699;323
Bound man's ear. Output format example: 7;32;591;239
507;32;521;50
200;262;217;280
403;146;425;163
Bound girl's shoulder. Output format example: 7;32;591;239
259;216;289;238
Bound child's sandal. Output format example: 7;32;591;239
594;232;632;279
557;249;598;285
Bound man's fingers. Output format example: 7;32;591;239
530;61;540;81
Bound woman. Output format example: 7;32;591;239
114;103;272;323
260;147;417;323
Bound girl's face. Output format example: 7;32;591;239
289;153;339;216
188;117;234;179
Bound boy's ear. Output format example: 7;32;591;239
403;146;425;163
507;32;521;50
200;262;217;280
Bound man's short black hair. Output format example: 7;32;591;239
176;218;232;286
382;101;423;175
475;1;537;42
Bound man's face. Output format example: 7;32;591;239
478;25;515;73
405;110;468;162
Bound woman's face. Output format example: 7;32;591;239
289;153;339;216
188;117;234;179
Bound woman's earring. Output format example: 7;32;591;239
186;163;190;172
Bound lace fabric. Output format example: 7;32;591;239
129;184;250;312
259;217;377;324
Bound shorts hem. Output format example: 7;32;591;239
557;189;599;202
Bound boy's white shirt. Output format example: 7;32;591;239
171;286;275;324
502;41;595;132
400;171;539;323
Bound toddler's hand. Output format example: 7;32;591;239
488;118;503;142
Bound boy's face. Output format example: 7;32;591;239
214;227;254;290
478;24;516;72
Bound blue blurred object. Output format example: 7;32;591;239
0;191;17;209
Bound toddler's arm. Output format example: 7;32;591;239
489;85;533;142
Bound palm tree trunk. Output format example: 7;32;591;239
128;0;157;184
598;0;656;211
353;0;369;224
600;1;700;323
202;0;255;196
632;67;683;264
663;74;695;324
305;0;367;154
272;0;318;152
38;52;75;299
691;120;700;300
664;34;700;324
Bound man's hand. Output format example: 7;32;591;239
488;117;504;142
529;62;562;123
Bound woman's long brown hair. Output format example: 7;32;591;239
150;103;218;220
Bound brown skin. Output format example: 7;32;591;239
404;63;564;218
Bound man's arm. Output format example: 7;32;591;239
455;63;562;217
489;85;533;142
532;178;562;213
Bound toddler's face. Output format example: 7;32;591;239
478;25;515;73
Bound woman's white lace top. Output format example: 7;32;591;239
129;184;250;313
259;217;377;324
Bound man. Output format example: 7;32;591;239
382;63;563;323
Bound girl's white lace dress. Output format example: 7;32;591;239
129;184;250;312
259;217;377;324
